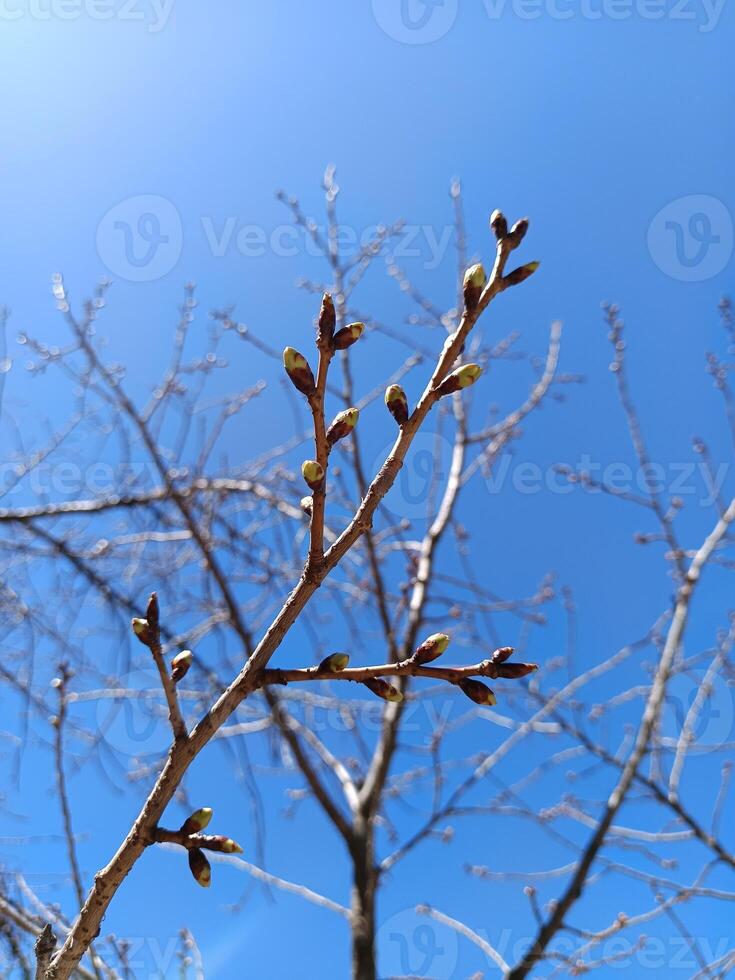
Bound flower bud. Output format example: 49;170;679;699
301;460;325;491
495;662;539;679
490;209;508;240
490;646;514;664
463;263;486;311
508;218;530;248
434;364;482;398
181;807;213;835
199;835;243;855
171;650;193;684
188;848;211;888
332;321;364;351
318;293;336;345
364;678;403;703
504;261;540;287
385;384;409;426
318;652;350;673
283;347;316;396
145;592;160;629
131;618;152;645
326;407;359;448
413;632;450;665
459;678;497;706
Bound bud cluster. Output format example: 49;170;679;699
157;807;245;889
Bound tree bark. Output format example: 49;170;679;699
350;820;378;980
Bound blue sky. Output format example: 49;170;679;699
1;2;734;978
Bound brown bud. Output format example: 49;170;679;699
495;662;539;679
181;807;213;835
283;347;316;396
385;385;409;426
490;646;514;664
326;407;359;448
332;322;364;351
490;209;508;240
504;261;540;287
198;834;244;855
318;652;350;673
318;293;336;345
459;678;497;706
507;218;530;249
413;632;450;665
301;460;325;491
434;364;482;398
463;263;486;311
171;650;193;684
188;848;211;888
364;678;403;703
145;592;160;629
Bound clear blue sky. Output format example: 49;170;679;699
1;2;734;978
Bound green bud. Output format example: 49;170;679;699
504;261;540;287
332;321;364;351
131;618;152;645
364;678;403;703
301;460;325;491
188;848;211;888
459;678;497;706
413;632;450;665
318;652;350;673
463;263;486;310
385;384;409;426
434;364;482;398
283;347;316;396
326;407;359;448
181;807;213;835
171;650;193;684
